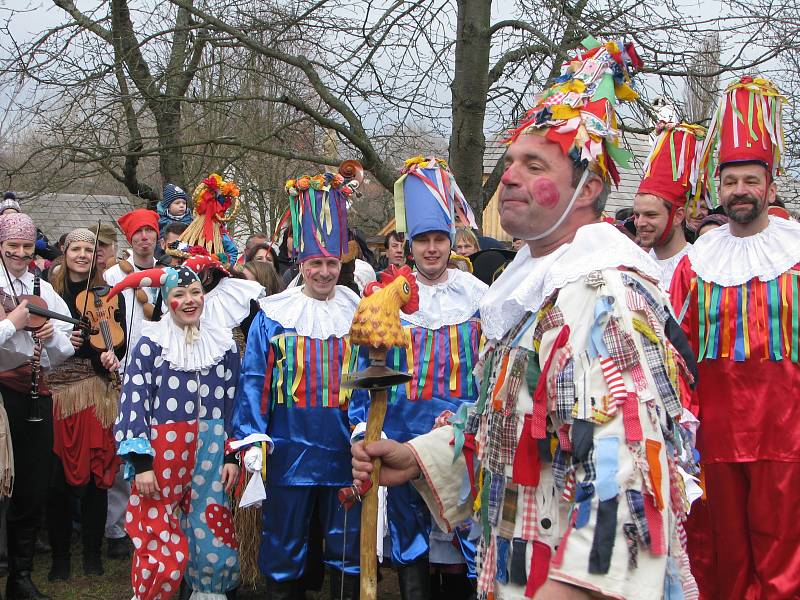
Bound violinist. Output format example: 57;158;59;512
45;228;126;581
0;212;74;600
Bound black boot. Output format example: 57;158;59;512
81;483;106;576
47;555;70;582
328;568;360;600
397;560;431;600
82;552;103;577
8;519;50;600
5;572;50;600
440;573;476;600
106;535;131;559
265;578;302;600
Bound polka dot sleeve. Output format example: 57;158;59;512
222;348;241;437
115;337;159;459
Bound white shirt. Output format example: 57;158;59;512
649;243;690;292
0;270;75;371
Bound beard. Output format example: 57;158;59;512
725;194;763;224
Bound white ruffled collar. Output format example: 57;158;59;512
480;222;661;340
259;285;360;339
649;243;690;289
141;314;236;372
202;277;265;329
687;216;800;286
402;268;487;329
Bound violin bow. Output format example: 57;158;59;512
0;251;21;305
79;220;102;321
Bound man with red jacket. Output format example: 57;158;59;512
671;76;800;599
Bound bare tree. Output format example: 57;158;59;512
2;0;797;235
684;33;721;124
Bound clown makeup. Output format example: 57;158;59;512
130;226;158;263
531;177;560;209
301;256;340;300
167;280;205;328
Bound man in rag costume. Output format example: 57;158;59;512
352;37;700;600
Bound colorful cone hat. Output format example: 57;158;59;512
505;36;642;186
393;156;477;241
638;123;705;207
284;171;354;262
695;76;786;206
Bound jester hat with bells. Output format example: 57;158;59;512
107;266;201;312
284;170;357;262
505;36;642;238
694;76;786;207
637;122;706;245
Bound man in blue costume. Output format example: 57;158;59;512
362;157;487;599
233;171;367;600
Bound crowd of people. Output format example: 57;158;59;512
0;36;798;600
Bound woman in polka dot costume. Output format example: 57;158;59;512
108;265;241;600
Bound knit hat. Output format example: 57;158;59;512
63;228;96;250
0;213;36;243
0;192;20;214
162;184;189;210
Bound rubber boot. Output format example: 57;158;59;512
397;560;431;600
328;567;360;600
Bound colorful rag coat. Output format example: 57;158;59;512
407;267;699;599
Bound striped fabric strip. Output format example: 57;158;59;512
520;485;537;541
476;535;497;595
792;273;799;362
449;325;460;393
599;357;627;413
643;492;665;556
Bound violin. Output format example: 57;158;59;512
0;288;90;332
75;286;124;352
75;285;124;387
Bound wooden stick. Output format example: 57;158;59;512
358;343;392;600
359;386;386;600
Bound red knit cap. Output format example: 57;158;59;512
117;209;159;242
637;123;705;207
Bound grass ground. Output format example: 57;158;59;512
26;542;401;599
